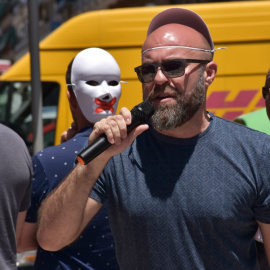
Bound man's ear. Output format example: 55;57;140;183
205;61;217;87
67;90;78;110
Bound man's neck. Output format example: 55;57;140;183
156;110;211;139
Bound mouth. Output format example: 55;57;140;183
94;97;117;113
152;92;177;103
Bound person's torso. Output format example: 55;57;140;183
95;116;270;270
0;124;32;270
29;127;119;270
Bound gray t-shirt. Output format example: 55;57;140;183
0;124;32;270
91;115;270;270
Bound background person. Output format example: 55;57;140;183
18;47;122;270
262;68;270;119
256;68;270;270
0;124;32;270
36;8;270;269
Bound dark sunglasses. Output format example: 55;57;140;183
134;59;210;83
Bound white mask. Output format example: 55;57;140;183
70;48;122;123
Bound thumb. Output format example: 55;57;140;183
127;124;149;142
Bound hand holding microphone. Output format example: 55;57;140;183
77;101;155;165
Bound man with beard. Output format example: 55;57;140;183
36;8;270;270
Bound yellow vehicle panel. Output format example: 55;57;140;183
1;1;270;150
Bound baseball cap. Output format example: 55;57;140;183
147;8;214;51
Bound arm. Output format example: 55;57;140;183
37;108;149;251
17;221;38;253
258;221;270;266
37;162;105;251
16;210;37;253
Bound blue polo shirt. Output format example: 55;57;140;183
26;127;119;270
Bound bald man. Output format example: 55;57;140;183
37;9;270;270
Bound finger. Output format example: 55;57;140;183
119;107;132;125
60;131;67;143
67;128;77;139
70;121;77;130
91;114;127;145
108;115;127;144
129;124;149;141
90;119;114;145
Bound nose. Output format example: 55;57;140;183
100;81;110;94
154;67;169;85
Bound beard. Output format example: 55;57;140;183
147;67;205;131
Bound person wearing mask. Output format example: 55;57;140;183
18;47;122;269
0;124;32;270
36;9;270;269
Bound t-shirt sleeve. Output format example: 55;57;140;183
90;167;108;204
19;145;33;212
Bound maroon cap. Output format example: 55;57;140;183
147;8;214;50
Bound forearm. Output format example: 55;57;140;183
258;221;270;266
17;222;38;253
37;155;108;251
17;238;38;253
16;211;29;252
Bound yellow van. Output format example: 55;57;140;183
1;1;270;155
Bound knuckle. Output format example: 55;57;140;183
110;121;117;128
115;114;123;121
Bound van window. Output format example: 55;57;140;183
0;81;59;155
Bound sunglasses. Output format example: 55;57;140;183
134;59;210;83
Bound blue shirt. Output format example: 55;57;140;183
91;115;270;270
26;127;119;270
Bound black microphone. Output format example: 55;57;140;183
77;101;155;165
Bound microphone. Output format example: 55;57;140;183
77;101;155;165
